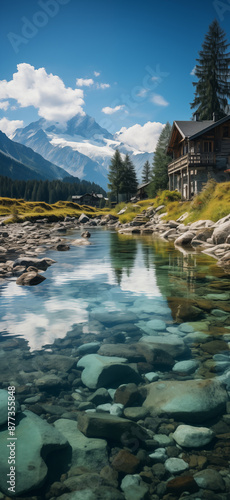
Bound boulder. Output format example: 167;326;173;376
13;257;55;270
54;419;108;471
79;213;90;224
111;450;140;474
212;220;230;244
142;378;228;423
120;474;149;500
16;271;46;286
194;469;225;491
172;424;214;448
174;231;196;246
172;360;199;375
138;335;189;359
33;354;76;373
77;412;148;443
0;389;20;426
0;410;68;496
77;354;141;389
166;476;199;495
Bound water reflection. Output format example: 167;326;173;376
0;229;229;351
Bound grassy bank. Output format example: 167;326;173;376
112;180;230;224
0;198;110;223
1;180;229;225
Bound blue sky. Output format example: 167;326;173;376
1;0;230;150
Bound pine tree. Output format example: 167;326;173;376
148;122;172;198
191;19;230;120
121;154;138;200
108;150;123;203
142;160;151;183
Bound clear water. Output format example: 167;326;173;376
0;228;229;353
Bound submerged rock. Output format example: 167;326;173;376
142;378;228;423
77;354;141;389
0;410;68;496
54;419;108;471
172;424;214;448
138;334;189;358
77;412;148;443
0;389;20;426
16;271;46;286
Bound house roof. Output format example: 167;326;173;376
137;181;152;190
175;120;214;139
167;114;230;153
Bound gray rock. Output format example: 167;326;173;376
165;458;189;474
16;271;46;286
143;378;228;423
120;474;149;500
79;213;90;224
78;342;100;355
174;231;196;246
77;354;141;389
54;419;108;471
145;372;159;382
13;257;55;270
139;334;188;358
172;359;199;374
194;469;225;491
172;424;214;448
0;410;68;496
149;448;167;463
35;374;64;390
0;389;20;426
154;434;174;447
33;354;76;373
77;412;148;443
88;388;111;406
145;319;166;332
212;220;230;245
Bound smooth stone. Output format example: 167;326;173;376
77;354;141;389
166;327;180;334
178;323;194;333
96;403;112;413
0;410;68;496
206;293;230;301
184;331;208;344
120;474;149;500
35;374;63;389
16;271;46;286
146;319;166;332
0;389;20;426
211;309;229;317
165;458;189;474
143;378;228;423
13;257;55;270
34;354;76;372
111;450;140;474
54;419;108;471
173;424;214;448
145;372;159;382
149;448;167;463
78;343;100;355
139;335;188;358
174;231;196;246
154;434;174;447
88;388;111;406
77;412;148;442
172;360;199;374
110;403;124;417
123;407;149;421
194;469;225;491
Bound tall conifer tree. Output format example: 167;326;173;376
142;160;151;183
108;149;123;203
191;19;230;120
148;122;171;197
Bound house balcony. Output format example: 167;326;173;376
168;152;216;174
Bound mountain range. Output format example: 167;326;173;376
13;114;153;189
0;130;72;181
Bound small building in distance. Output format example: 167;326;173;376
72;192;107;207
167;114;230;200
130;181;154;202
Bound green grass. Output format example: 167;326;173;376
0;198;111;223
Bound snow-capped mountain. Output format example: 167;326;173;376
13;114;153;189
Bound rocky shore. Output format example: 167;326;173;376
118;206;230;272
0;211;230;499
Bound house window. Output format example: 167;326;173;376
223;126;229;138
204;141;213;153
196;142;201;153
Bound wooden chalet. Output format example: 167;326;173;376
167;114;230;200
72;192;107;207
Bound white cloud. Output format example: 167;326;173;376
137;88;148;98
76;78;94;87
0;101;9;111
151;94;169;107
102;105;125;115
0;63;85;123
0;117;24;138
94;71;100;77
190;66;196;76
97;83;110;89
115;121;164;153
